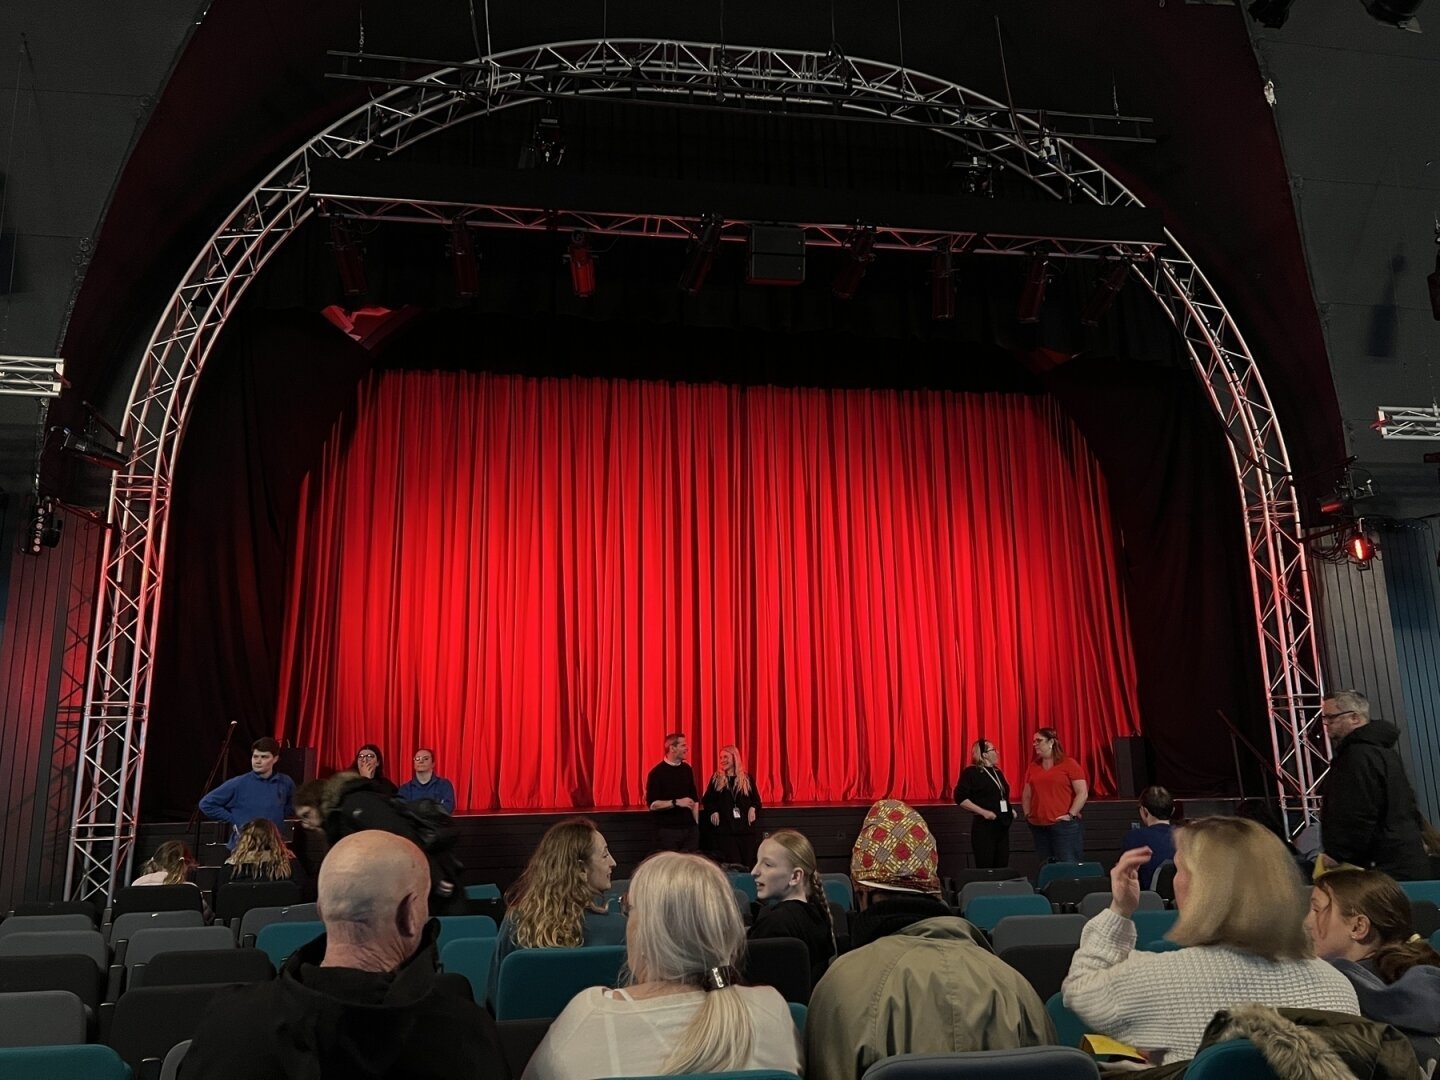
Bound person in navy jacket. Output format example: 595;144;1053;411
397;748;457;814
199;736;296;848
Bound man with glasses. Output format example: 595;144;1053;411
1318;689;1429;880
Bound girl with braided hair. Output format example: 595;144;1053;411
749;828;836;986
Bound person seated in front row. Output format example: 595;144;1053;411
805;800;1052;1080
215;817;307;897
749;828;836;987
1063;816;1361;1065
397;747;456;814
487;817;623;1006
182;830;507;1079
131;840;197;886
1305;867;1440;1073
522;851;800;1080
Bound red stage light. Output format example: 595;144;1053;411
1345;529;1376;565
568;232;596;298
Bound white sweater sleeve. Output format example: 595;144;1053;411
1062;908;1150;1039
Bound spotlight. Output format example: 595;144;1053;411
449;222;480;299
930;249;955;321
1345;525;1377;567
328;218;367;298
61;426;126;470
832;226;876;300
1017;254;1051;325
1363;0;1423;29
22;495;61;556
950;156;995;198
1081;260;1132;327
567;232;595;298
679;214;723;296
518;104;565;169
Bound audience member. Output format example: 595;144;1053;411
198;736;295;849
645;732;699;852
1022;727;1087;864
294;771;463;912
352;743;398;796
216;817;305;893
488;817;624;1006
1319;690;1430;880
954;737;1014;869
1306;868;1440;1073
523;851;800;1080
131;840;196;886
182;831;507;1079
749;829;835;987
396;747;456;813
1063;816;1360;1065
1122;785;1176;889
702;744;762;866
806;800;1051;1080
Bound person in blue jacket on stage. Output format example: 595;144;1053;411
198;736;295;848
397;748;457;814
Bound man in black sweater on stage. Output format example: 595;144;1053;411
645;732;700;852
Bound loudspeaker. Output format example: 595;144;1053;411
1112;736;1150;799
278;746;317;787
746;226;806;285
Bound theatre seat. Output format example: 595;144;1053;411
0;914;97;940
1045;992;1086;1049
1131;910;1180;948
1037;863;1105;889
1184;1039;1278;1078
862;1048;1099;1080
742;937;811;1004
957;880;1033;913
1399;880;1440;908
0;990;88;1047
0;1044;130;1080
961;894;1051;932
495;945;626;1020
997;942;1077;1001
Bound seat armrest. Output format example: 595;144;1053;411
112;937;129;966
240;932;256;948
105;962;124;1004
138;1055;164;1080
98;1000;116;1044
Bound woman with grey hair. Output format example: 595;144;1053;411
523;851;801;1080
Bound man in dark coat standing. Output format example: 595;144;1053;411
182;830;507;1079
1319;689;1430;881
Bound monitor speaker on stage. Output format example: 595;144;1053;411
1112;736;1150;799
278;746;317;787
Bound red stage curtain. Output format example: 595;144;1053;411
275;372;1140;810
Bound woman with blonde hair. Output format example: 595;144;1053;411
954;737;1014;868
1063;816;1360;1065
524;852;800;1080
218;817;297;888
702;744;762;867
487;817;622;1005
750;828;836;985
132;840;197;886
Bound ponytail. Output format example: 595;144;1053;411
1371;937;1440;985
803;863;839;964
662;983;754;1074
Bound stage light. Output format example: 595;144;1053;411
1345;525;1377;567
930;250;955;321
1080;260;1132;327
23;495;61;556
832;226;876;300
449;222;480;298
61;426;126;470
1363;0;1423;29
679;214;723;295
567;232;596;298
328;218;367;298
518;104;565;169
1017;254;1051;325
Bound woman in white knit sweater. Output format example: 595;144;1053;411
1063;816;1360;1065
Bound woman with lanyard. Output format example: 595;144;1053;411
954;738;1014;869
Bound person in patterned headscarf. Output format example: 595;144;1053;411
804;799;1053;1080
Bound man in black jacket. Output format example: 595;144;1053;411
182;830;507;1080
1319;689;1430;881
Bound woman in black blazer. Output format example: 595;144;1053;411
954;738;1014;869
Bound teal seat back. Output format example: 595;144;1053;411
495;945;626;1020
963;893;1051;931
464;883;502;901
0;1044;132;1080
254;920;324;967
1131;909;1179;947
788;1001;806;1032
1139;938;1182;952
441;936;498;1000
435;914;498;951
1045;992;1086;1048
729;873;758;902
604;1072;800;1080
821;876;853;909
1399;880;1440;907
1037;863;1104;889
1185;1039;1278;1078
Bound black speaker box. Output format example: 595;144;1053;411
746;226;806;285
278;746;318;787
1112;736;1150;798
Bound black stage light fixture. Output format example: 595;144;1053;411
1345;524;1377;568
1017;254;1051;325
679;214;723;295
61;427;126;470
930;250;955;321
449;222;480;298
518;104;565;169
22;495;61;556
567;232;596;298
1248;0;1297;27
1363;0;1423;28
832;226;877;300
1081;260;1133;327
328;218;367;298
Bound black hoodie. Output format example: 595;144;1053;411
1320;719;1430;881
181;920;508;1080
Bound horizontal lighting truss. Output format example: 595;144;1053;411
67;38;1323;902
1375;405;1440;440
0;354;65;398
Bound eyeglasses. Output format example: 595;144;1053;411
1319;711;1355;721
357;752;378;760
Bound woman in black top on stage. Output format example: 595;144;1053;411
702;744;762;867
954;738;1014;868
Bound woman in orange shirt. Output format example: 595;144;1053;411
1022;727;1088;864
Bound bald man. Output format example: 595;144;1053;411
182;831;507;1079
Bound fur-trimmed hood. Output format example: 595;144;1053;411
1202;1005;1353;1080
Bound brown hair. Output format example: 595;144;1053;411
142;841;195;885
227;818;294;880
1314;869;1440;984
1169;816;1312;960
506;817;609;948
1032;727;1066;763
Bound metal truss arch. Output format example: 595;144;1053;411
67;38;1324;901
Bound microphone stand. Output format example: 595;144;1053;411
189;721;239;856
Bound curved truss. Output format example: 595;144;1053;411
65;39;1326;900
